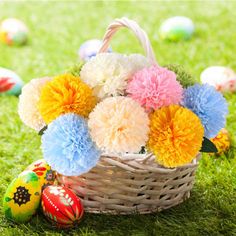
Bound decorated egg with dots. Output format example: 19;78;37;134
78;39;112;62
0;68;23;95
0;18;28;46
159;16;195;41
25;159;55;189
200;66;236;92
41;186;84;228
211;128;231;155
3;171;41;223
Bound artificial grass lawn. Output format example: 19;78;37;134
0;1;236;235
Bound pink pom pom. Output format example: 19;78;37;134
126;65;183;111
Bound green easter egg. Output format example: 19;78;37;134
159;16;195;42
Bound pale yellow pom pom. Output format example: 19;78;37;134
18;77;51;131
88;96;149;154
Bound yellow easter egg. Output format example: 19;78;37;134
211;128;230;154
26;159;55;189
3;171;41;223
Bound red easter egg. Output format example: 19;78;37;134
41;186;84;228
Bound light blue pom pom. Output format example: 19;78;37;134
182;84;228;138
42;113;101;176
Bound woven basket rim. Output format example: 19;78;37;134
100;152;200;168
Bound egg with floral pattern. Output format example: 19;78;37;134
41;186;84;228
211;128;231;154
0;68;23;95
25;159;55;190
3;171;41;223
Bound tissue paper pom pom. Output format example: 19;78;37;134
164;64;196;88
148;105;204;168
80;53;150;99
210;128;230;154
18;77;51;131
42;113;101;176
88;96;149;154
39;74;97;124
126;65;183;111
182;84;228;138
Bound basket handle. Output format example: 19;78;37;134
98;17;157;65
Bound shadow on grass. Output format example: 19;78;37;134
1;181;235;236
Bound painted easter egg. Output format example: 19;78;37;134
0;68;23;95
200;66;236;92
0;18;28;46
78;39;112;61
25;159;55;189
211;128;230;155
3;171;41;223
159;16;195;41
42;186;84;228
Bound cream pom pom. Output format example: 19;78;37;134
88;96;149;154
80;53;150;99
18;77;51;131
128;54;150;72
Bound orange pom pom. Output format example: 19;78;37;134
148;105;204;167
39;74;97;124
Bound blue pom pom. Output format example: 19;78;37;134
42;113;101;176
182;84;228;138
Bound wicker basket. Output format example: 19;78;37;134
57;17;200;215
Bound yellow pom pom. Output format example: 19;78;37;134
148;105;204;168
211;128;230;154
39;74;97;124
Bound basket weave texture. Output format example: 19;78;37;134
57;17;199;214
57;153;199;214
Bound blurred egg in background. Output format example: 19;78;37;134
201;66;236;92
159;16;195;42
0;68;23;96
0;18;28;46
78;39;112;62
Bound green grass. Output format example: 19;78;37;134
0;1;236;235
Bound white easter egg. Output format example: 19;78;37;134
200;66;236;92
